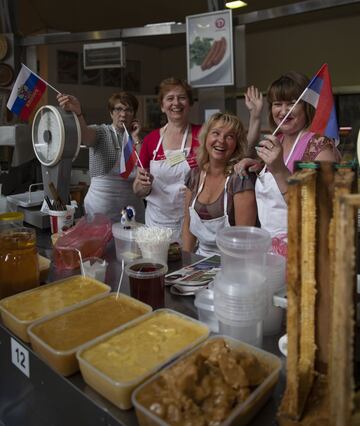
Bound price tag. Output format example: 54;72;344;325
11;337;30;378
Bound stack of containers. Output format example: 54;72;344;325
214;226;271;348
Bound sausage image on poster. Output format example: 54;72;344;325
186;10;234;88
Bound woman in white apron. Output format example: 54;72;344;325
236;72;340;237
57;92;145;223
182;112;257;256
133;78;201;242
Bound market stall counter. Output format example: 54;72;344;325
0;234;285;426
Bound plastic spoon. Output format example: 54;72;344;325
116;259;125;300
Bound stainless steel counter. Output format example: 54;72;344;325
0;236;286;426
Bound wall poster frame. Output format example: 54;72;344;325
186;9;234;88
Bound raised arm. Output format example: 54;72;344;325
182;188;197;253
57;94;96;146
245;86;263;157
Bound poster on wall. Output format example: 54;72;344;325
186;9;233;88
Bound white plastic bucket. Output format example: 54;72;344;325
49;206;75;234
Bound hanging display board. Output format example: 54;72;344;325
186;9;234;88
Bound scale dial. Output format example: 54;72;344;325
32;105;80;167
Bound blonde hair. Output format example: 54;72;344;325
197;112;247;175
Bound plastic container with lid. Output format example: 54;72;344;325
76;309;209;409
214;271;267;347
0;275;110;342
112;222;142;263
216;226;271;282
132;335;282;426
0;211;24;230
194;287;219;332
28;293;152;376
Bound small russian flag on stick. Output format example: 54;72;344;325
7;63;60;121
120;123;144;178
272;63;339;143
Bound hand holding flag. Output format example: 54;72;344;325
120;123;144;179
272;63;339;143
7;63;60;121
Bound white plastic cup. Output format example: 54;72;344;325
82;257;108;282
263;253;286;336
137;241;170;265
48;206;75;234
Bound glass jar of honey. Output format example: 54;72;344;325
0;227;39;299
0;211;24;230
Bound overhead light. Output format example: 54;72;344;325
225;1;247;8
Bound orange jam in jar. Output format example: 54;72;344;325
0;227;39;299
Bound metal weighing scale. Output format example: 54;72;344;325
32;105;81;210
7;106;81;228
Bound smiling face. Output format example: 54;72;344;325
271;100;307;135
160;86;190;124
197;113;247;172
110;102;135;131
205;122;237;165
267;72;315;133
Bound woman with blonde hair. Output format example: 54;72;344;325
182;112;257;256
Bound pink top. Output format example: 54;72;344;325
280;131;341;173
139;124;201;170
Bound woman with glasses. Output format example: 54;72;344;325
57;92;145;222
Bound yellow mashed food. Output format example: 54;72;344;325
81;311;208;382
30;294;149;351
1;276;108;321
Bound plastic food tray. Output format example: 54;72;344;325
28;293;152;376
0;275;110;342
132;335;282;426
76;309;209;410
7;190;45;208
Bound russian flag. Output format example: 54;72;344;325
6;64;46;121
302;63;339;142
120;127;137;179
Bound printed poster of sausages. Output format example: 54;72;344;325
186;9;234;88
201;37;227;71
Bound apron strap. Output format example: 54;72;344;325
223;176;230;216
153;124;190;160
111;125;122;149
191;171;206;208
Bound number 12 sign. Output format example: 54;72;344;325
11;337;30;378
